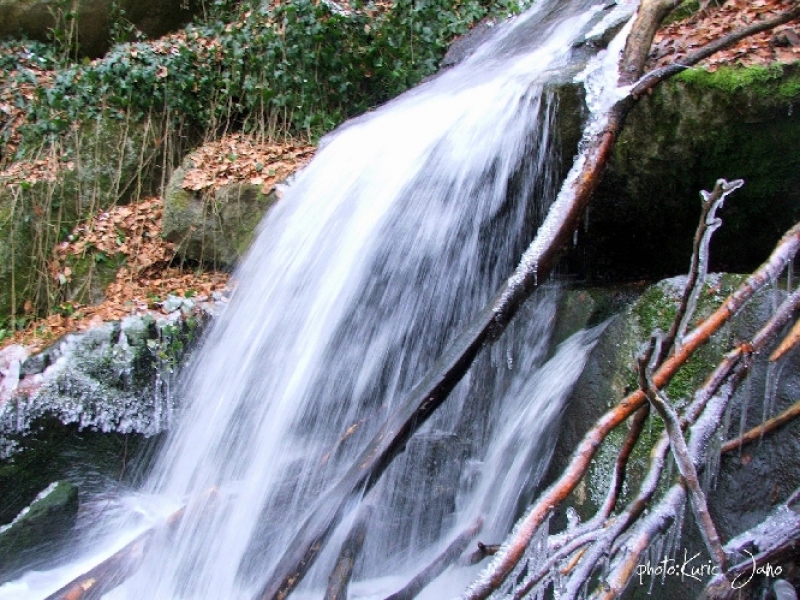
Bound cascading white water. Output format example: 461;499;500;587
1;1;632;598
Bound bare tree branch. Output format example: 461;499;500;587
324;504;374;600
721;398;800;454
384;517;483;600
660;179;744;362
638;341;726;568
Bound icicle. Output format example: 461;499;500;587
675;179;744;353
737;372;753;451
702;431;723;492
565;507;580;532
761;358;785;438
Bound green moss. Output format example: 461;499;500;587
631;283;679;336
63;250;127;305
676;63;800;102
662;0;700;25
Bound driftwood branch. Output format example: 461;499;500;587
324;504;374;600
45;506;186;600
660;179;744;362
638;342;727;568
619;0;679;83
458;541;501;567
770;317;800;362
721;398;800;454
699;491;800;600
384;517;483;600
603;403;650;518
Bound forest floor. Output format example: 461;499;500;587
0;0;798;352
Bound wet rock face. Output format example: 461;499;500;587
0;299;221;459
162;161;278;269
543;276;800;599
0;480;78;582
0;0;201;57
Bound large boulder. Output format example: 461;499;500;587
0;0;201;58
162;160;279;269
571;64;800;281
543;274;800;598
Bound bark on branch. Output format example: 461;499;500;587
721;398;800;454
384;517;483;600
638;342;726;568
254;2;800;598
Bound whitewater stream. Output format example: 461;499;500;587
1;0;635;597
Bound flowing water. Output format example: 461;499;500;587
1;0;633;597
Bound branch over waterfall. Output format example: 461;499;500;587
33;2;800;599
255;3;800;599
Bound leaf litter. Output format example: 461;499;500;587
649;0;800;71
1;0;797;352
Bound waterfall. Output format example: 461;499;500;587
1;0;632;597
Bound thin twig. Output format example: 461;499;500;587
559;434;671;600
384;517;483;600
602;404;651;518
721;399;800;454
769;317;800;362
598;486;687;600
660;179;744;362
638;341;727;568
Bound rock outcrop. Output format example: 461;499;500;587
0;0;200;57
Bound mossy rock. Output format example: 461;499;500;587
0;115;167;319
0;480;78;581
162;162;278;269
0;0;201;58
571;63;800;281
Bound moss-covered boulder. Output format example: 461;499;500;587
543;274;800;598
0;0;200;58
0;480;78;581
572;64;800;281
162;162;278;269
0;115;166;319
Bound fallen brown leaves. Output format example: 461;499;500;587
0;46;55;165
650;0;800;70
181;133;315;194
2;197;230;354
0;155;74;185
52;196;174;281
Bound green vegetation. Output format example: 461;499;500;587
0;0;523;323
676;62;800;101
8;0;523;154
